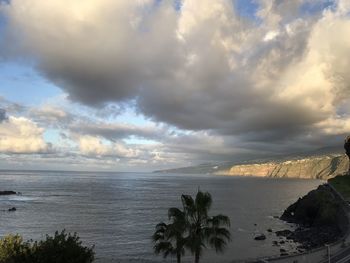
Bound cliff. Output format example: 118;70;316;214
215;155;348;179
153;163;227;174
278;184;349;249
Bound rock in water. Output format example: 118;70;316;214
254;234;266;240
275;230;292;237
8;207;16;212
0;191;16;195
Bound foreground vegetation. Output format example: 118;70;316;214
0;230;94;263
328;174;350;200
153;190;231;263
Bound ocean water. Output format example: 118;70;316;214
0;171;322;262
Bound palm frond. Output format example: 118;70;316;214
152;232;164;242
155;222;168;230
168;207;185;221
209;214;231;227
181;195;195;212
181;194;197;221
208;236;227;253
154;241;174;258
153;222;168;242
215;227;231;241
195;191;212;216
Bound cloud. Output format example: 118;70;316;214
0;0;180;104
29;105;71;126
0;0;350;164
0;116;51;154
69;121;164;141
0;108;7;122
77;135;140;158
0;97;26;115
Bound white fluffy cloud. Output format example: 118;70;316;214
2;0;349;135
0;116;50;153
29;105;70;127
0;0;350;168
77;135;140;158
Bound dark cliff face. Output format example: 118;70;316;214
279;184;349;249
281;184;346;229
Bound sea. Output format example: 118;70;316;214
0;170;323;262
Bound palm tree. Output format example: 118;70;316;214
153;190;230;263
152;208;186;263
152;222;174;259
182;191;231;263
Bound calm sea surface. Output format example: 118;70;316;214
0;171;322;262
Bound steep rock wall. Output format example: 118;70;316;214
216;155;349;179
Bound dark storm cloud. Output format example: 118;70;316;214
1;0;350;160
0;108;7;122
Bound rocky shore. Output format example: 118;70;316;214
0;191;17;195
277;184;348;251
0;191;18;212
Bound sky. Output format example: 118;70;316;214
0;0;349;172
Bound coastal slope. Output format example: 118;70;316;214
155;154;349;180
277;183;349;251
216;155;348;179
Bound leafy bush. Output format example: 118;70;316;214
0;235;32;263
33;230;94;263
0;231;94;263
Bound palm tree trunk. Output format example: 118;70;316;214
194;251;200;263
177;253;181;263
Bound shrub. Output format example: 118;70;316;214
33;230;94;263
0;231;94;263
0;234;32;263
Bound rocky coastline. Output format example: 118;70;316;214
277;184;348;251
0;191;17;195
217;155;348;179
155;154;349;180
0;191;18;212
